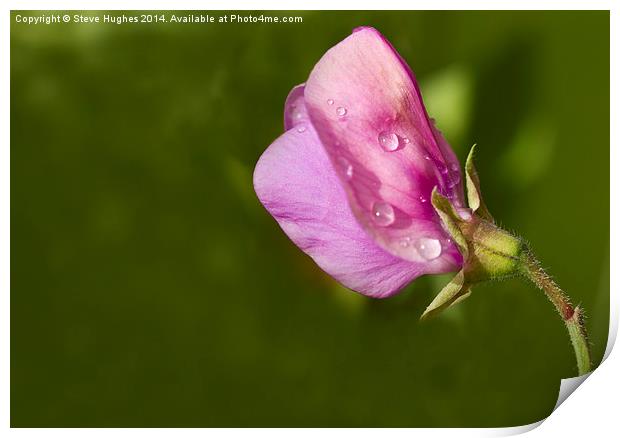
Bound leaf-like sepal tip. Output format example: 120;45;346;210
465;145;493;222
420;270;471;320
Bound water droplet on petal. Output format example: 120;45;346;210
402;137;410;144
372;201;395;227
457;208;473;221
424;155;431;161
378;131;399;152
296;125;306;133
336;107;347;117
447;172;461;188
290;107;303;122
415;238;442;260
338;157;353;180
419;195;427;203
399;236;412;248
327;99;334;105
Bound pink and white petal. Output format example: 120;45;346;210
253;123;443;298
304;26;463;266
284;84;309;130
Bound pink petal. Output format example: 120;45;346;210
254;120;435;298
304;27;463;267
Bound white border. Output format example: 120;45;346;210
3;1;616;436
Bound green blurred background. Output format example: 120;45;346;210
11;10;609;427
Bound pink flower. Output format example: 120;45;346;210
253;27;466;298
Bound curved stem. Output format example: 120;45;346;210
520;251;591;375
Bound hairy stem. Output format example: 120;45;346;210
520;251;591;375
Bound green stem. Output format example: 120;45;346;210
520;251;591;375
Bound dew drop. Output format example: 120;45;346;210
296;125;307;133
399;236;412;248
327;99;334;105
447;173;461;188
402;137;410;144
291;107;303;122
345;165;354;179
372;201;395;226
419;195;427;203
457;208;473;221
336;106;347;117
424;155;432;161
377;131;399;152
415;238;442;260
339;157;354;180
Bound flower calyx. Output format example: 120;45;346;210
421;146;525;320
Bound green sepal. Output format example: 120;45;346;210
465;145;493;222
431;188;469;259
420;270;471;321
425;189;472;320
427;182;522;319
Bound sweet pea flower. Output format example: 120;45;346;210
254;27;465;298
254;27;592;375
